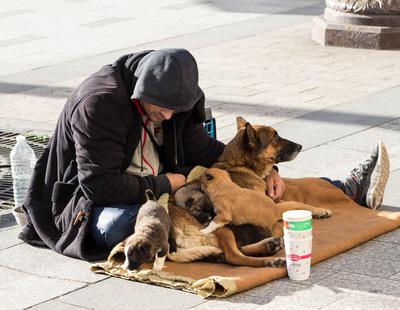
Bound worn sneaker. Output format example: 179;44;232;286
342;141;390;209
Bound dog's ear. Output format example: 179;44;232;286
243;122;260;150
138;242;152;257
205;173;214;181
236;116;247;131
145;189;156;201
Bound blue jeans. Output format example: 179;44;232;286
89;204;140;249
321;177;346;193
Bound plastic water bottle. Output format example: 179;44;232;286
10;135;37;208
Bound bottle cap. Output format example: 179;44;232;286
16;135;26;142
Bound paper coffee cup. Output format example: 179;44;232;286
282;210;313;280
283;210;312;231
284;236;312;281
284;228;312;239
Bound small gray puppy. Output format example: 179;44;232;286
123;189;176;271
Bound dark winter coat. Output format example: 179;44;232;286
19;49;224;261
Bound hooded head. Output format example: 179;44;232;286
132;48;204;114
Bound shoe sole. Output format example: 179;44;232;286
366;141;390;210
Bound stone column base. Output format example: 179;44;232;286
312;15;400;49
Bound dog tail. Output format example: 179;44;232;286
167;246;223;263
145;189;156;201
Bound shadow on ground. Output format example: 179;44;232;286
206;99;399;128
196;0;325;15
0;82;72;97
1;82;399;129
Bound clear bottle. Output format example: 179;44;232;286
10;135;37;208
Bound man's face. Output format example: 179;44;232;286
141;101;175;122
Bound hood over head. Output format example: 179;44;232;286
132;48;204;113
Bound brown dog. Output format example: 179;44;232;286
123;190;176;271
218;117;332;219
169;117;332;268
199;168;281;236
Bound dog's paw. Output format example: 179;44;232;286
312;208;332;219
200;227;213;235
264;257;286;268
153;256;166;271
153;254;167;272
152;262;165;271
200;221;221;234
264;237;283;255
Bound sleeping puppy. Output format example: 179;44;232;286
123;189;177;271
174;181;215;225
199;168;282;237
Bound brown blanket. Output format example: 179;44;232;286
91;177;400;298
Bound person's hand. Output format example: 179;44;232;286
165;173;186;193
265;169;286;202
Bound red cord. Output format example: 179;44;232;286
141;118;155;175
132;99;155;175
132;99;144;115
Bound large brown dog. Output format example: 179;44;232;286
169;117;332;267
199;168;281;236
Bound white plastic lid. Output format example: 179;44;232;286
16;135;26;142
283;210;312;222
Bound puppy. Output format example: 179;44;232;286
123;189;176;271
200;168;282;236
174;181;215;224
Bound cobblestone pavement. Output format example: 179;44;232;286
0;0;399;309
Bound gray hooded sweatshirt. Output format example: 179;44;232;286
133;48;204;112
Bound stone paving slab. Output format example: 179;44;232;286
0;0;328;79
238;280;344;308
57;277;205;310
320;243;400;278
243;282;346;309
390;272;400;281
272;86;400;151
196;22;400;112
211;88;400;151
321;293;400;310
0;226;23;250
328;119;400;171
282;265;337;285
382;169;400;209
0;208;17;229
30;300;88;310
208;0;324;15
0;242;108;283
254;301;315;310
279;144;365;179
315;272;400;298
345;240;400;260
375;226;400;244
190;294;265;310
0;265;87;310
330;119;400;153
0;116;53;136
0;0;263;76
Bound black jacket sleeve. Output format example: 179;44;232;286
181;115;225;168
71;94;171;206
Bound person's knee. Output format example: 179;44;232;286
90;205;139;248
